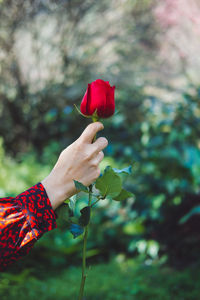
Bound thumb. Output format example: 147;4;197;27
79;122;104;143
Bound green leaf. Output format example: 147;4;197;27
113;165;132;175
113;189;133;201
179;205;200;224
69;223;84;239
95;166;122;198
74;180;89;193
79;206;91;227
69;216;79;224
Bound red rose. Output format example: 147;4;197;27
80;79;115;119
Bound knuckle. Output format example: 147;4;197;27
91;161;98;167
93;143;100;153
59;149;66;158
83;153;90;161
75;140;84;152
83;149;91;161
60;149;65;156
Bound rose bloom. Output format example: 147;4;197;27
80;79;115;118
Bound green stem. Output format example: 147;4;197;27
92;114;99;126
78;186;92;300
91;198;101;207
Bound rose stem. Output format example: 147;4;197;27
78;115;98;300
78;185;92;300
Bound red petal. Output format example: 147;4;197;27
95;79;109;86
80;83;93;115
103;85;115;118
90;81;107;117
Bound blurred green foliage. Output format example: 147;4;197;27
0;0;200;298
1;258;200;300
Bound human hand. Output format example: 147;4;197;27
41;122;108;210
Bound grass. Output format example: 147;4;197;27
1;257;200;300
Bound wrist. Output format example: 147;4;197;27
41;173;72;210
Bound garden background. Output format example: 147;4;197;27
1;1;200;299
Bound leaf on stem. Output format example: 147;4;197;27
79;206;91;227
112;188;133;201
69;223;84;239
95;166;122;198
113;165;132;175
70;216;79;224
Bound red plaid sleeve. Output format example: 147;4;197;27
0;182;57;272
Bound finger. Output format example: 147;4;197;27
91;151;104;166
96;151;104;163
80;122;104;143
92;137;108;154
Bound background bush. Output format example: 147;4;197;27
1;0;200;298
